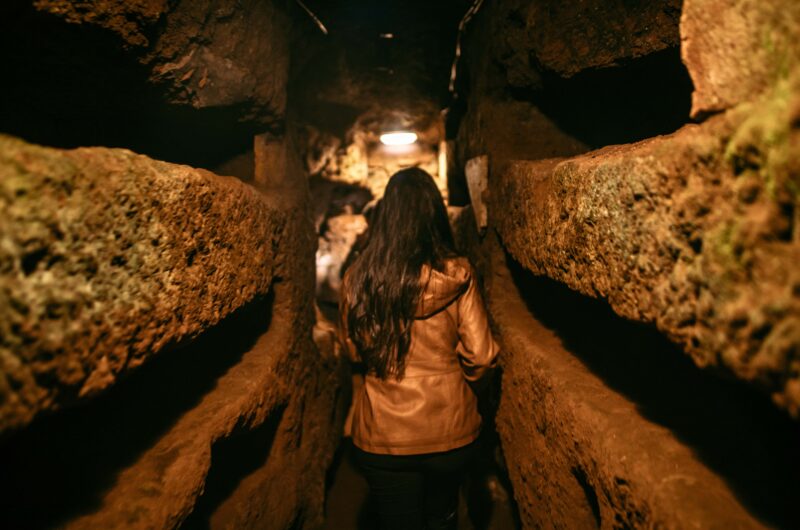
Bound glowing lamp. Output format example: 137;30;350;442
380;131;417;146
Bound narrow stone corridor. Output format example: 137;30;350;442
1;0;799;529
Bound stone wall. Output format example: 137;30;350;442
0;136;348;529
33;0;290;125
0;135;282;432
465;229;798;529
454;0;800;527
0;0;292;170
495;79;800;416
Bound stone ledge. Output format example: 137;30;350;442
0;282;348;530
62;297;291;530
493;77;800;416
0;135;286;433
60;289;344;530
491;0;681;80
483;237;791;529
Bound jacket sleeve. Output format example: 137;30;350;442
456;268;500;381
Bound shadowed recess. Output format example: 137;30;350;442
181;405;287;529
0;293;274;529
507;254;800;529
512;48;694;148
0;0;260;169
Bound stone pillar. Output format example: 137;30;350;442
254;133;288;189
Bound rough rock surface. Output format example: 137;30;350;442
0;134;349;529
453;0;590;177
34;0;290;125
681;0;800;118
63;217;346;530
486;0;681;84
456;98;589;178
449;0;800;527
316;214;367;304
0;134;286;432
291;2;461;135
467;231;796;529
493;76;800;416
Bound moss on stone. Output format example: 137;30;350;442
725;73;799;200
0;135;287;432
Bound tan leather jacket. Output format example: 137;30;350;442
340;257;500;455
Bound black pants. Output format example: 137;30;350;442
352;440;479;530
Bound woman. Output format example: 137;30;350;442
340;167;500;530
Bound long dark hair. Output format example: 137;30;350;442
343;167;456;379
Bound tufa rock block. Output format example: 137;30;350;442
493;75;800;416
490;0;681;81
0;134;287;433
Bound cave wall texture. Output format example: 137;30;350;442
0;1;348;529
0;0;291;168
33;0;290;123
0;134;348;530
454;0;800;528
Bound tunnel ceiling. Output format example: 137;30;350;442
0;0;687;162
0;0;473;164
291;0;471;137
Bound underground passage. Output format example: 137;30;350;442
1;0;799;529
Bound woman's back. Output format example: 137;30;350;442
343;256;499;455
338;167;499;529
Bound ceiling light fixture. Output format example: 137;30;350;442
380;132;417;146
